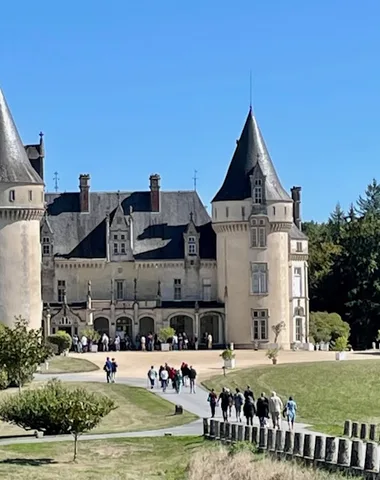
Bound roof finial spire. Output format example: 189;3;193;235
249;70;252;113
117;190;121;206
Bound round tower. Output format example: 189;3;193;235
212;108;294;348
0;89;45;329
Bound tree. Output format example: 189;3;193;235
309;312;350;343
272;321;286;344
0;379;116;461
48;331;72;355
328;203;345;243
356;179;380;216
0;317;52;391
158;327;175;343
81;328;100;344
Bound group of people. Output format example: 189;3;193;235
207;386;298;431
147;362;197;394
103;357;118;383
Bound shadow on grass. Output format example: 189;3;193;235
0;458;58;466
0;434;35;440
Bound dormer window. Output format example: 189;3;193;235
253;179;262;204
42;237;51;256
9;190;15;202
188;236;197;255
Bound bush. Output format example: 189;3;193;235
159;327;175;343
48;331;72;354
0;370;8;390
81;328;101;343
0;379;116;460
220;349;235;360
309;312;350;343
332;336;349;352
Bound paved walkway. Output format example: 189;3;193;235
0;371;320;446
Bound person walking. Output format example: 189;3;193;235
243;396;256;426
207;333;213;349
147;365;157;389
256;392;270;427
174;369;183;393
285;396;297;430
234;388;244;422
269;391;283;429
160;367;169;392
101;333;109;352
218;387;230;422
244;385;255;401
188;365;197;394
208;389;218;418
103;357;112;383
110;358;118;383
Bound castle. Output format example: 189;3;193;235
0;88;309;349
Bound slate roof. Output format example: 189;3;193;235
289;223;307;240
0;89;43;184
213;108;291;203
45;190;216;260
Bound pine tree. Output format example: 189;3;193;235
356;179;380;216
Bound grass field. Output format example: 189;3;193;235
203;359;380;436
0;383;196;438
0;437;348;480
39;356;99;374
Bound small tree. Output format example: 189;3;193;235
332;336;349;352
272;321;286;344
0;317;52;391
81;328;101;344
48;331;72;355
158;326;175;343
0;379;116;461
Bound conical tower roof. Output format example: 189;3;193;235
213;108;290;202
0;89;43;184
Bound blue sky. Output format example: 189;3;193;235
1;0;380;222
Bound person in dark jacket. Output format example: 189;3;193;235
244;385;255;401
256;392;270;427
218;387;230;422
207;389;218;418
243;396;256;425
188;366;197;393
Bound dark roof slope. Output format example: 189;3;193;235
0;89;43;184
213;108;291;203
45;190;216;260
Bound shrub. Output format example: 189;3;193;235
159;327;175;343
266;347;281;360
0;379;116;461
220;349;235;360
332;336;349;352
309;312;350;343
0;370;8;390
81;328;101;343
48;331;72;354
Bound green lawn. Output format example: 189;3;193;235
39;356;99;374
0;436;204;480
203;360;380;436
0;383;197;438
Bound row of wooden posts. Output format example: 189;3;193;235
203;419;380;476
344;420;378;442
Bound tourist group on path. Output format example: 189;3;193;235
207;386;297;431
147;362;197;394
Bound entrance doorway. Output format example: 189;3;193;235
200;314;219;344
170;315;193;337
94;317;110;336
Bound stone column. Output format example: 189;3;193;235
231;424;237;443
314;436;325;462
350;440;365;469
267;428;275;451
203;418;209;438
133;301;139;339
352;422;359;438
209;420;216;440
237;425;244;442
294;432;304;456
337;438;351;466
252;426;259;444
194;312;199;341
259;427;268;451
369;424;377;441
360;423;368;440
364;441;379;472
284;431;294;455
343;420;352;437
244;426;252;442
303;434;315;459
325;437;338;464
275;430;285;453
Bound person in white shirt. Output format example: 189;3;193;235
269;391;283;429
160;368;169;392
81;335;88;353
114;335;121;351
141;335;146;351
207;333;213;349
172;334;178;351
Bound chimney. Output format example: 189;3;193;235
149;174;161;212
291;186;302;229
79;174;90;212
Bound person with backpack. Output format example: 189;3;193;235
218;387;230;422
207;389;218;418
103;357;112;383
234;388;245;422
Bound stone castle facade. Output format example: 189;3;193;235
0;89;309;348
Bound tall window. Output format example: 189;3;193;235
241;206;245;220
174;279;182;300
113;243;119;255
295;317;303;342
253;179;262;204
57;280;66;302
9;190;15;202
293;267;302;297
116;280;124;300
120;243;126;254
42;237;51;256
252;310;268;340
28;190;33;201
202;278;211;301
251;263;268;294
225;207;229;218
296;242;303;252
188;236;197;255
251;219;266;248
